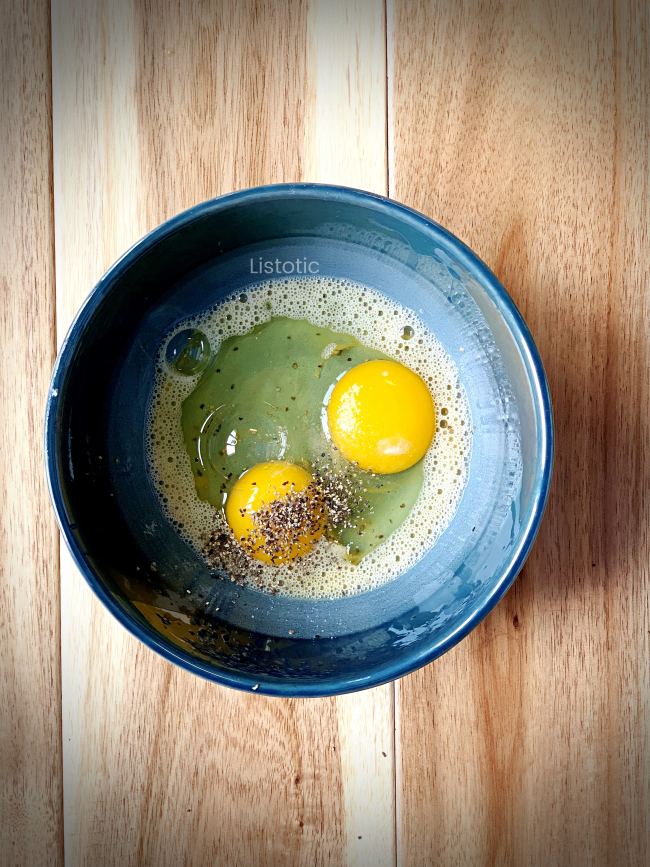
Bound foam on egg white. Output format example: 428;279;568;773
147;276;472;599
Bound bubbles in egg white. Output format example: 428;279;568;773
147;276;472;599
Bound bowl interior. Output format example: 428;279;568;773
47;187;551;695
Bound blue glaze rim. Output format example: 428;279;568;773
45;183;553;697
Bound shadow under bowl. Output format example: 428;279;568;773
45;183;553;696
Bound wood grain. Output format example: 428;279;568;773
0;2;63;866
390;1;649;865
6;0;646;862
52;1;392;865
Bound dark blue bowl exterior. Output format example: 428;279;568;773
45;183;553;697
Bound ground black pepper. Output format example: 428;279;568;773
200;464;371;587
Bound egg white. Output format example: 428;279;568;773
147;276;472;599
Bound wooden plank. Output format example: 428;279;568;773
390;1;649;865
0;1;63;865
304;5;394;865
52;1;393;864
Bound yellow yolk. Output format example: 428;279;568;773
326;360;436;474
225;461;325;564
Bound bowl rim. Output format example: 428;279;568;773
45;182;554;697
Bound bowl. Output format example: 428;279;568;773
45;183;552;696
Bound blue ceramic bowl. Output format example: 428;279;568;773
45;184;552;696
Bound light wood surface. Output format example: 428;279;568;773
2;0;648;864
52;1;393;866
0;2;63;865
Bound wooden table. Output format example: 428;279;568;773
2;1;648;864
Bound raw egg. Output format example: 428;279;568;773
327;360;436;474
148;276;472;599
225;461;325;564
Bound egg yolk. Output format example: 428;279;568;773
326;359;436;474
225;461;325;564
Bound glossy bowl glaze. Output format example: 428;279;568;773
45;184;552;696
